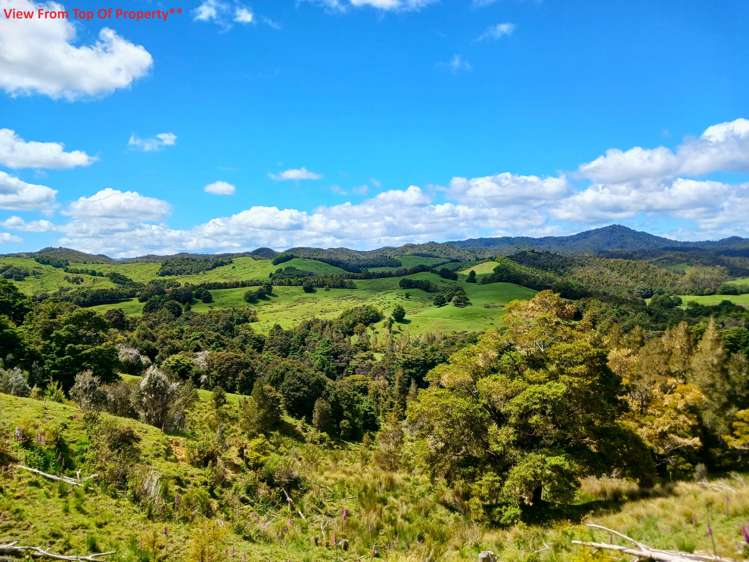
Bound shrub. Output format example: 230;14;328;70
70;370;107;411
103;380;138;418
86;418;141;489
392;304;406;323
117;345;150;375
135;366;196;432
240;384;283;436
187;435;222;468
0;366;30;396
44;381;65;403
186;519;227;561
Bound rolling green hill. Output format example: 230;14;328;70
92;273;536;335
679;293;749;308
0;250;539;335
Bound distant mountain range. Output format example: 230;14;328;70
449;224;749;254
5;225;749;263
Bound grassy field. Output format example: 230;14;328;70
459;260;501;276
368;255;450;272
2;253;536;335
0;256;346;294
727;276;749;286
3;391;748;562
93;273;536;335
679;293;749;308
0;257;117;295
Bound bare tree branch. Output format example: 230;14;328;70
0;541;114;561
572;523;739;562
14;465;97;487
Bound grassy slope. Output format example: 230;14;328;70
368;255;449;272
679;293;749;308
3;254;535;334
0;257;116;295
189;273;534;335
92;273;535;335
2;392;749;561
0;256;345;293
459;260;501;276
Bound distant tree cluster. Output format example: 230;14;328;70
34;255;69;269
0;264;30;281
158;256;233;276
398;278;438;292
244;283;273;303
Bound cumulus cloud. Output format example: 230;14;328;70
67;188;170;221
478;22;515;41
552;178;731;222
0;171;57;211
579;117;749;183
449;172;568;205
0;216;57;232
36;116;749;255
0;129;95;169
269;167;323;181
128;132;177;152
204;181;236;195
0;0;152;99
0;232;22;244
54;181;553;257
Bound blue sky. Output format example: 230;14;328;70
0;0;748;256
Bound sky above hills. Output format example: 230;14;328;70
0;0;748;257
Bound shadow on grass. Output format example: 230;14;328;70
520;483;680;526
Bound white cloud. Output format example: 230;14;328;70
478;22;515;41
194;0;222;21
234;6;254;23
552;178;732;222
67;188;170;221
0;129;95;169
0;0;152;99
204;181;236;195
35;116;749;255
439;54;472;74
0;216;56;232
449;172;568;205
579;118;749;183
309;0;435;12
0;232;22;244
579;146;679;184
0;171;57;211
270;167;323;181
128;132;177;152
194;1;257;27
54;181;553;257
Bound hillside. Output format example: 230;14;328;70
3;392;748;562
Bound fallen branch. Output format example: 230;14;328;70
281;487;307;521
572;524;739;562
15;465;97;487
0;541;114;561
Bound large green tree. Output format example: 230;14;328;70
22;302;117;390
407;291;651;524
